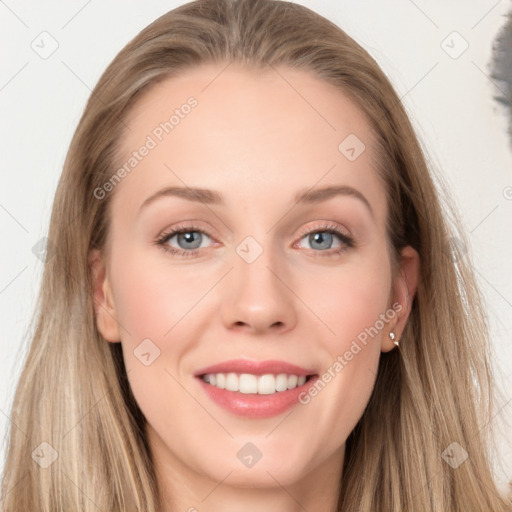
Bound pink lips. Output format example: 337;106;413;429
194;358;319;419
194;358;316;377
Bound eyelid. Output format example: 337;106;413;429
295;221;352;240
156;221;218;241
155;221;216;245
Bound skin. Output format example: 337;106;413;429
90;62;419;512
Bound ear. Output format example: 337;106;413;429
89;248;121;343
382;245;420;352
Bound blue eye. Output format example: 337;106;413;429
155;222;355;258
295;224;354;256
156;224;213;257
171;231;205;250
305;231;337;250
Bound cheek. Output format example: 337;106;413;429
110;250;197;342
108;251;200;422
300;253;390;418
107;248;189;399
305;255;392;348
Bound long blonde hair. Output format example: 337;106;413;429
1;1;510;510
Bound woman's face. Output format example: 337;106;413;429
91;62;417;503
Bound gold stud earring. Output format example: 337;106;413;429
389;331;399;347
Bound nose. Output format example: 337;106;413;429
220;239;298;335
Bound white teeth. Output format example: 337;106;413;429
288;374;298;389
275;373;288;392
239;373;258;394
225;372;239;392
258;374;276;395
201;372;309;394
216;373;226;389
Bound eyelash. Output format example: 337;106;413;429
154;222;355;258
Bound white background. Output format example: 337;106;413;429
1;0;511;497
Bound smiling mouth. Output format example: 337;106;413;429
198;372;316;395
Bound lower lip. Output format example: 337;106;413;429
196;375;319;418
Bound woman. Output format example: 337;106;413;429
1;0;510;510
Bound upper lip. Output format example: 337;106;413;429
194;358;317;377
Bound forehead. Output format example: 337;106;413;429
121;62;374;149
112;62;385;220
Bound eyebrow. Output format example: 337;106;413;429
139;184;373;216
